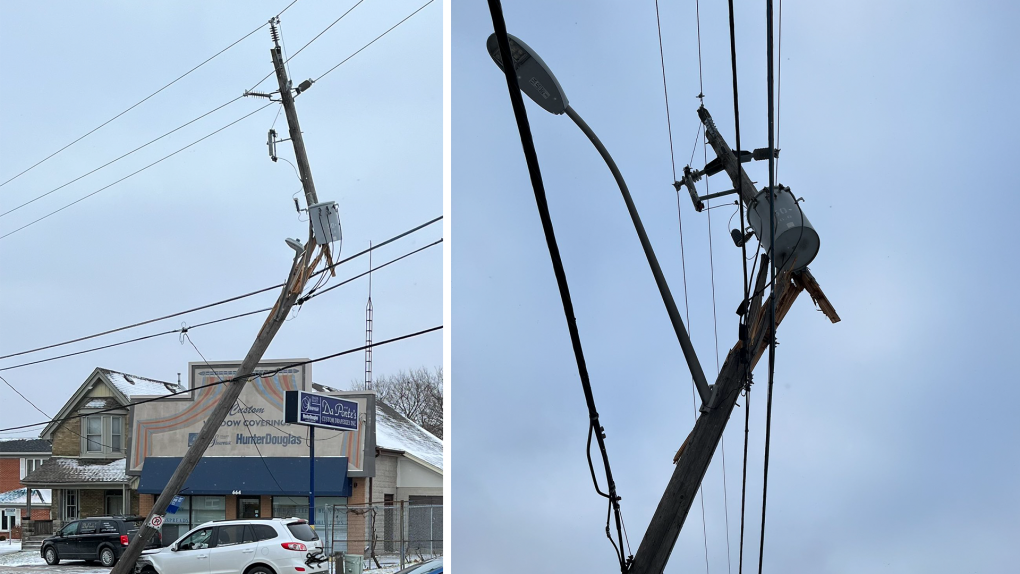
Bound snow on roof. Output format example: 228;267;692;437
0;488;50;506
311;382;341;393
83;397;120;409
375;401;443;471
24;458;128;484
99;369;181;398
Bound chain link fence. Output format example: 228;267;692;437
324;501;442;571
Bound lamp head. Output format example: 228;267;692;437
285;237;305;254
486;33;568;115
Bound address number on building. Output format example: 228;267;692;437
149;515;164;528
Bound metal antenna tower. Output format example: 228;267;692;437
365;241;374;390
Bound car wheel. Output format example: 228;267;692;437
100;546;118;567
44;546;60;565
246;566;275;574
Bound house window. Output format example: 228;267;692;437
1;508;17;530
20;458;45;480
86;416;103;452
81;415;125;456
64;489;79;521
111;417;123;453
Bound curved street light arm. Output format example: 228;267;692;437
564;104;712;407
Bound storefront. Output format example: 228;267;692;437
128;360;375;548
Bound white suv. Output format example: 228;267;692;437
134;517;327;574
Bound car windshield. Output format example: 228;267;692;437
286;522;319;541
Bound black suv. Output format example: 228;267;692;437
41;515;162;567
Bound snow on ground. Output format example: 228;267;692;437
0;540;22;555
0;547;44;567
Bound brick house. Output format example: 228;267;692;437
0;438;52;536
22;368;181;530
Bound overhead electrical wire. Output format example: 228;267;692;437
0;216;441;362
0;102;275;241
758;0;780;571
704;130;735;574
0;238;441;373
3;6;438;243
653;0;677;182
1;370;171;452
487;1;629;569
0;325;443;435
0;96;246;219
724;0;753;572
247;0;368;92
0;0;301;189
312;0;437;84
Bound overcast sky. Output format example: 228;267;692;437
453;1;1019;573
0;1;441;433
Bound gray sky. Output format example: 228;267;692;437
453;1;1019;572
0;1;442;433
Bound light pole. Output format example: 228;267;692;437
486;33;713;407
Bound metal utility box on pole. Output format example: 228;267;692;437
111;20;330;574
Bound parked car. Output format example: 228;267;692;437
41;515;162;567
394;557;443;574
134;517;327;574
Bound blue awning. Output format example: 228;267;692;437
138;457;351;497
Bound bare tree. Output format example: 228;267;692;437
353;367;443;438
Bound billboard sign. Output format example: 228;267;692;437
285;390;359;431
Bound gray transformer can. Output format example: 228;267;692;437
747;186;820;271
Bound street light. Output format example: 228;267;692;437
486;33;713;407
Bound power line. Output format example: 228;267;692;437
0;374;50;419
1;96;245;219
313;0;437;84
248;0;368;93
488;2;628;569
757;0;780;571
0;237;441;372
0;325;443;435
1;373;134;452
0;215;441;362
0;1;300;189
725;0;752;570
0;102;275;241
653;0;677;182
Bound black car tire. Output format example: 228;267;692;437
247;566;275;574
43;546;60;565
100;546;117;567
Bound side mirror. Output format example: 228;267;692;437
170;543;178;552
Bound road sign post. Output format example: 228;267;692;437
284;391;360;526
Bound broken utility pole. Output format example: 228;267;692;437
112;19;325;574
628;107;839;574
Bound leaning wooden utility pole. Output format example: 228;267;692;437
628;106;839;574
112;20;324;574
